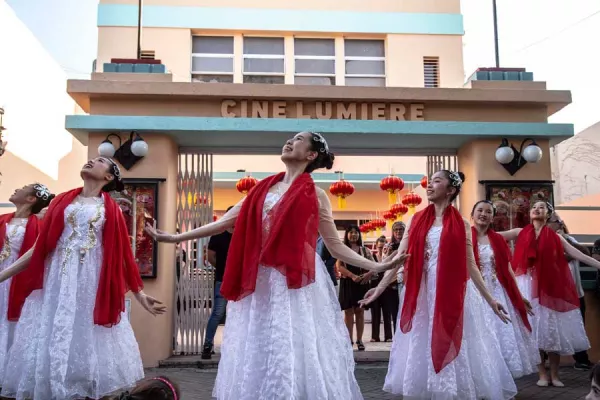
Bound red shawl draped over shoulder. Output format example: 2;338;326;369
400;204;468;374
512;224;579;312
221;172;319;301
471;226;531;331
0;213;40;321
17;188;143;326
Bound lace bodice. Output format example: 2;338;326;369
0;219;27;267
478;244;497;283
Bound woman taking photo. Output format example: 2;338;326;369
361;170;517;400
470;200;539;378
337;225;374;351
500;201;600;387
146;131;407;400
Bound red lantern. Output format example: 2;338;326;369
236;175;258;195
329;179;355;209
380;175;405;206
213;214;218;222
391;203;409;222
373;218;386;236
420;176;428;189
383;210;396;229
359;224;370;234
402;191;423;215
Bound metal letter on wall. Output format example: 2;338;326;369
426;155;460;208
174;153;214;355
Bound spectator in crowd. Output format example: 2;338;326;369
317;234;338;286
201;206;234;360
370;236;395;342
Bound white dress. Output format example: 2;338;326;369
516;271;590;355
1;196;144;400
0;218;27;385
212;192;363;400
478;244;540;378
385;226;517;400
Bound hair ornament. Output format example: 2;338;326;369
33;184;51;201
448;171;463;188
152;377;178;400
310;132;329;154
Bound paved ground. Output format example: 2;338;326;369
146;364;592;399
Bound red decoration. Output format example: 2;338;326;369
380;175;405;206
391;203;409;221
383;210;396;229
402;191;423;215
359;224;370;234
236;175;258;195
213;214;218;222
420;176;428;189
372;218;386;235
329;179;355;209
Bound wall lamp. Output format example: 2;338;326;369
495;138;543;176
98;131;149;170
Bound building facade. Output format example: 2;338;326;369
58;0;587;367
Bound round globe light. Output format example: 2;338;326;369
98;140;116;157
131;139;149;157
495;146;515;164
522;144;543;163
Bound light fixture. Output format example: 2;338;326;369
495;137;543;176
98;131;148;170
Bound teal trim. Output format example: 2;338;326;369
97;4;464;35
214;171;423;183
66;115;574;137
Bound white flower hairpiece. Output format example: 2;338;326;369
33;184;51;201
448;171;463;187
311;132;330;153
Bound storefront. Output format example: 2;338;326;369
66;72;582;366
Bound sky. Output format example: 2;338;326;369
5;0;600;132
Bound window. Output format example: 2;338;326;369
424;57;440;88
294;38;335;86
344;39;385;87
243;37;285;84
191;36;234;83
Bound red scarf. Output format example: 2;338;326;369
221;172;319;301
471;226;531;331
400;204;468;374
19;188;143;326
0;214;40;321
512;224;579;312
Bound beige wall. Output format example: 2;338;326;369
88;134;178;368
99;0;461;13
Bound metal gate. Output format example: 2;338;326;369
174;153;214;355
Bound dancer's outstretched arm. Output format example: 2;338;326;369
561;236;600;270
0;245;35;283
316;188;408;273
146;201;242;243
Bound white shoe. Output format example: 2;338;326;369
536;379;549;387
552;380;565;387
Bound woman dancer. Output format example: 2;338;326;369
0;157;166;400
146;131;407;400
360;170;517;400
500;201;600;387
337;224;374;351
470;200;539;378
0;184;54;385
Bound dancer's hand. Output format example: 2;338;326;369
359;287;384;308
134;292;166;316
490;300;511;324
145;223;178;243
378;252;409;273
523;298;534;316
360;271;374;284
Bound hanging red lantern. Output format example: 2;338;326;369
380;175;405;206
329;179;355;209
236;175;258;195
213;214;218;222
383;210;396;229
391;203;409;221
420;176;428;189
359;224;370;234
372;218;386;236
402;191;423;215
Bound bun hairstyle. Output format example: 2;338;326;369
30;183;56;214
470;200;496;217
305;132;335;173
102;158;125;193
440;170;465;203
114;376;179;400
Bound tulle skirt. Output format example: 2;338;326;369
213;255;363;400
516;274;590;355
